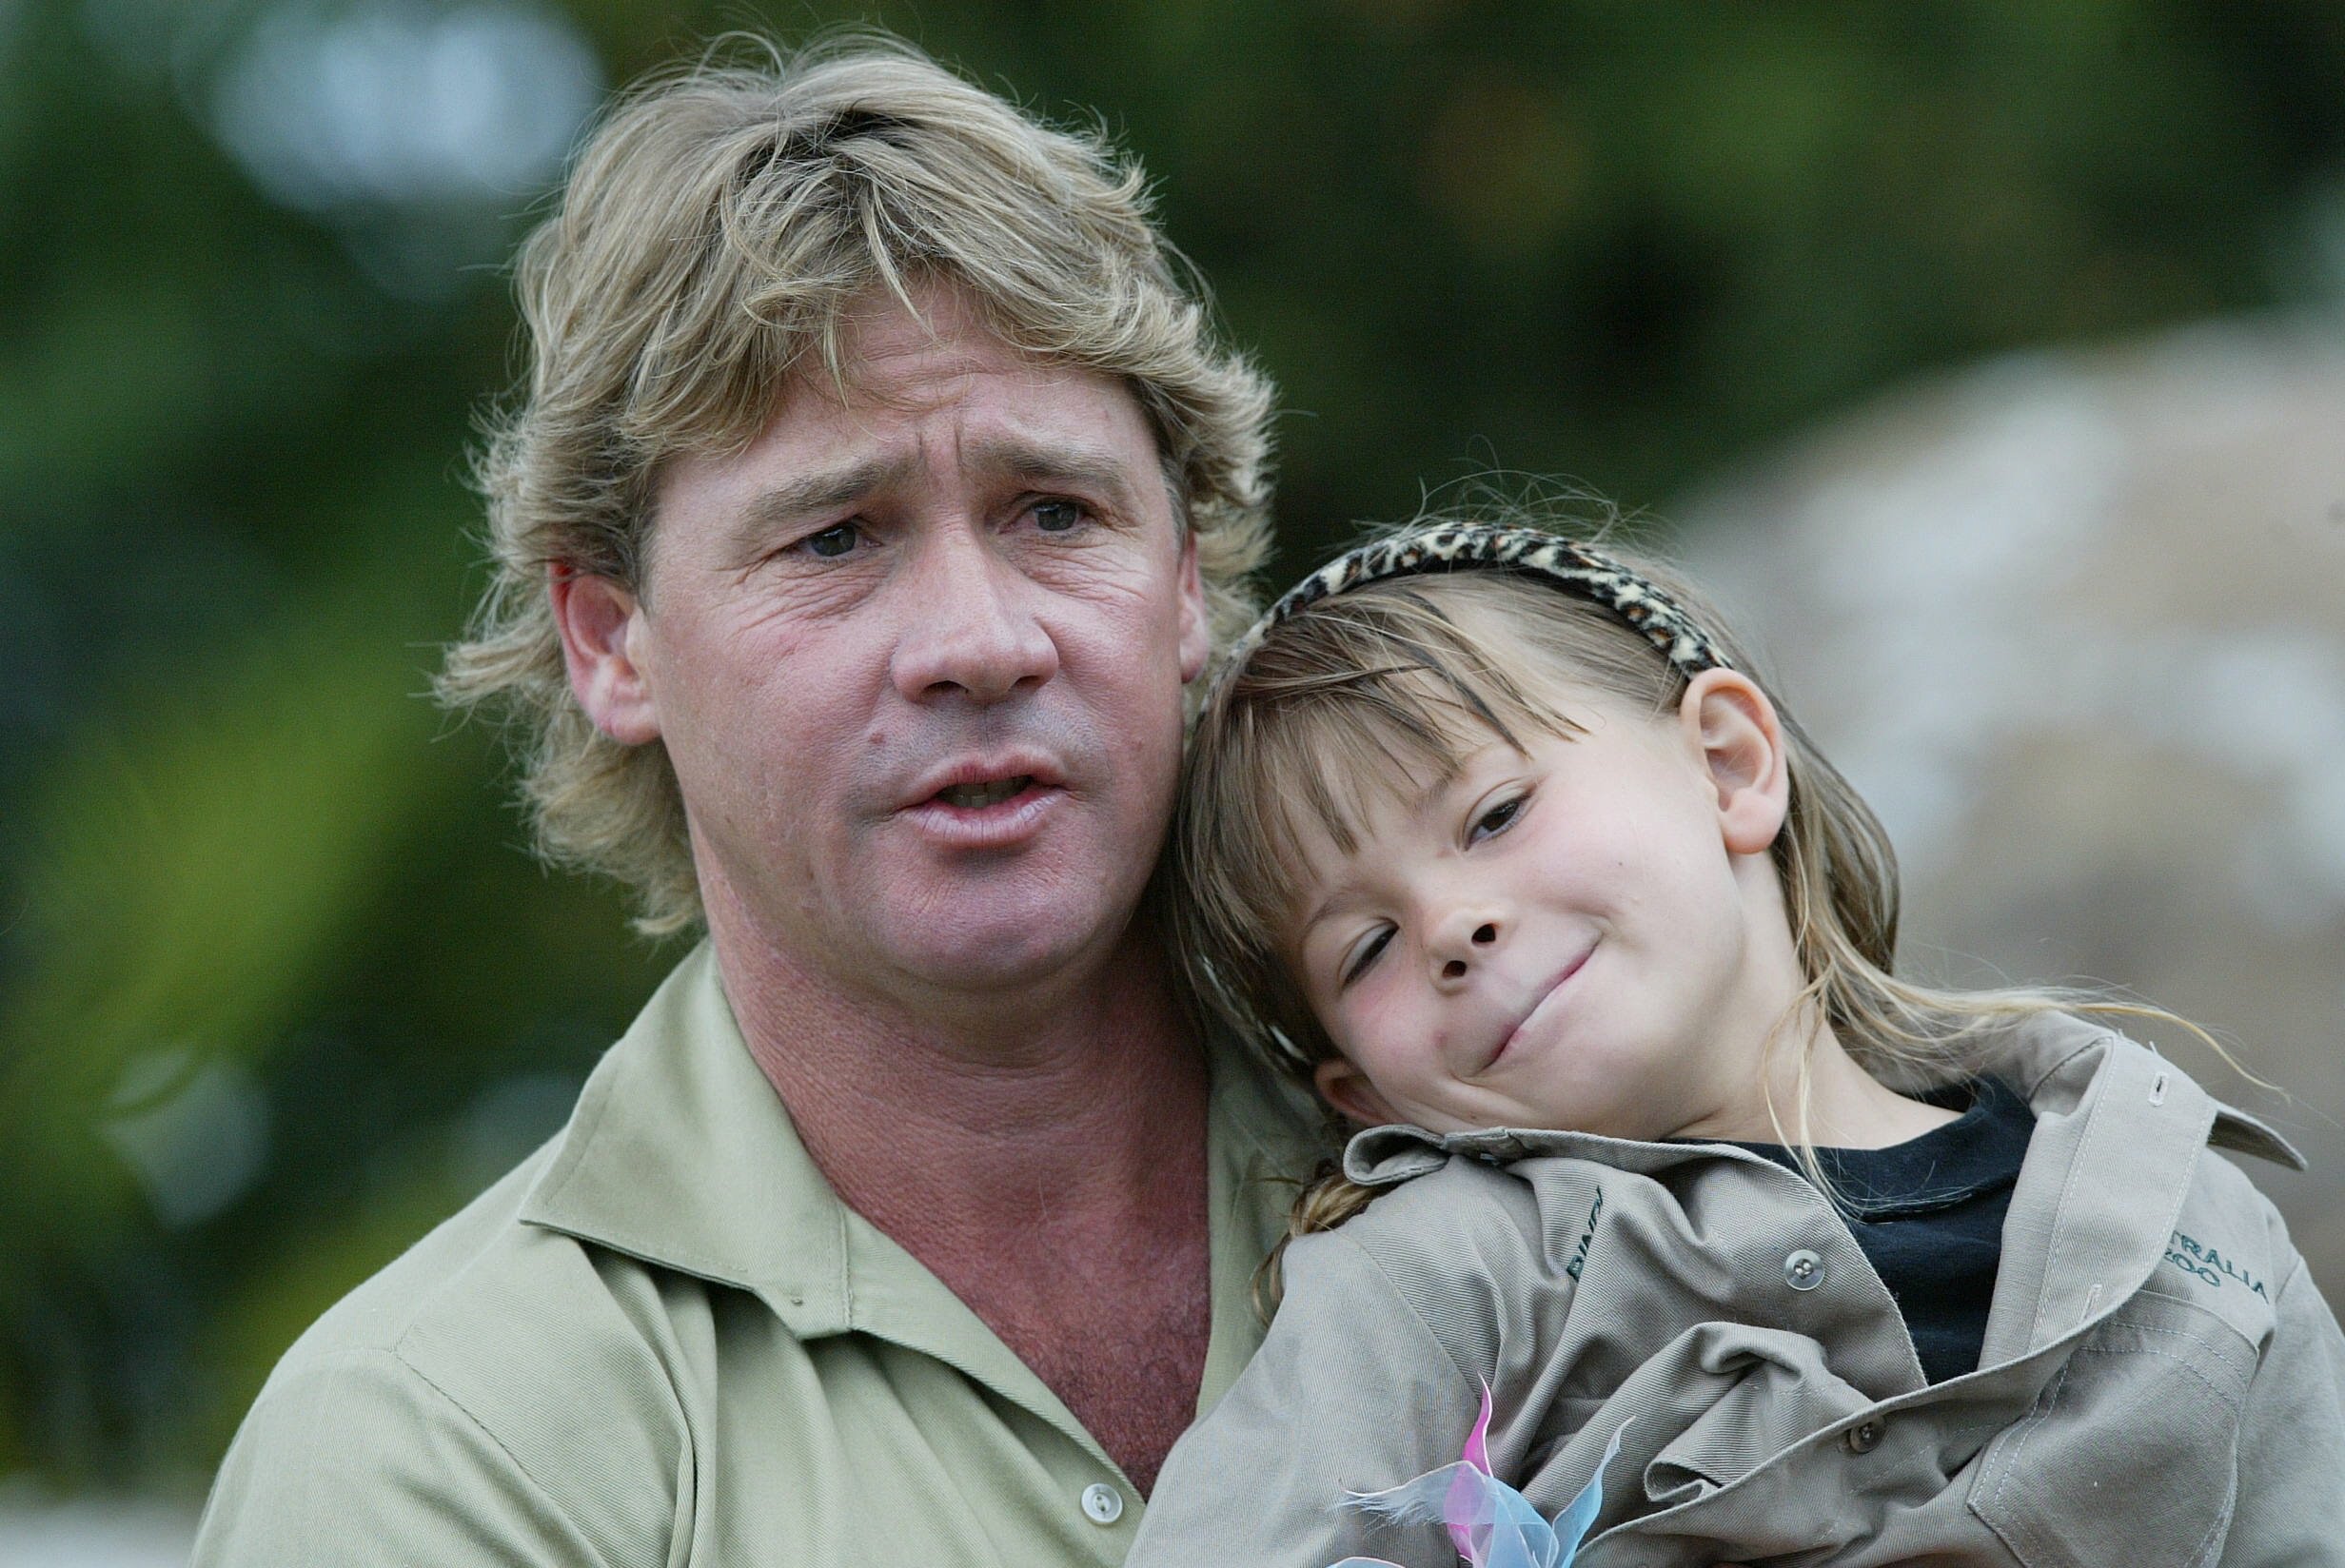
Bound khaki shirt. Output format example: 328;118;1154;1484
192;945;1319;1566
1129;1015;2345;1568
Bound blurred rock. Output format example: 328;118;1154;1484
1681;316;2345;1288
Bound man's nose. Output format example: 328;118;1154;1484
1426;904;1504;989
887;526;1060;704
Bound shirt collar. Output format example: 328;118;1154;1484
517;941;1316;1435
518;943;851;1323
1341;1010;2302;1186
1992;1009;2301;1170
1720;1074;2036;1218
1975;1011;2297;1357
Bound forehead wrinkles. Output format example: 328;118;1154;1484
812;334;1152;486
797;343;1000;429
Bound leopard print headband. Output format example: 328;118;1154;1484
1228;522;1732;679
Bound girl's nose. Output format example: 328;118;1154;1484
1430;914;1503;984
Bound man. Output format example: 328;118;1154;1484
193;39;1316;1565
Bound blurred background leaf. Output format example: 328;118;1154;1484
3;0;2342;1503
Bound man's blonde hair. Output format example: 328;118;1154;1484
441;35;1276;933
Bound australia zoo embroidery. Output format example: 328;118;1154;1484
2162;1230;2268;1297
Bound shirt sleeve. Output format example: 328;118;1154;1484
191;1345;623;1567
1126;1227;1488;1568
2216;1252;2345;1566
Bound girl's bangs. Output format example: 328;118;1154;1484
1219;595;1582;940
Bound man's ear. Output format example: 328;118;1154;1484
548;565;660;746
1679;667;1790;857
1175;530;1212;685
1312;1055;1401;1128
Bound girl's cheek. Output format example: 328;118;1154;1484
1342;989;1396;1061
1321;993;1364;1056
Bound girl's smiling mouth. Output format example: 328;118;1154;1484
1483;942;1598;1074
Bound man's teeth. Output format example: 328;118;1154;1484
937;775;1033;809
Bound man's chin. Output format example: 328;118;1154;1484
879;904;1130;998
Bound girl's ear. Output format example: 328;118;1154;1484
1679;668;1790;857
1312;1055;1401;1128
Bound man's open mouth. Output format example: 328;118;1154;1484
934;774;1035;809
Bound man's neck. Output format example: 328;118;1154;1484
703;907;1214;1493
708;911;1205;1207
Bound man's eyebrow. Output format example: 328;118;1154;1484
963;435;1148;513
724;453;914;554
720;436;1154;559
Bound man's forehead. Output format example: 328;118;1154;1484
802;281;1114;414
743;333;1150;484
808;324;1015;411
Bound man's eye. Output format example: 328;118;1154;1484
1031;499;1087;534
1341;927;1393;988
802;521;861;559
1470;795;1523;842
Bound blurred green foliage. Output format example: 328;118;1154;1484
2;0;2341;1491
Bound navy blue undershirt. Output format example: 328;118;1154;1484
1724;1076;2036;1383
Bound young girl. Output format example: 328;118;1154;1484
1126;519;2345;1568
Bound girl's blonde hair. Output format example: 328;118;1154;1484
1172;514;2225;1303
440;35;1274;934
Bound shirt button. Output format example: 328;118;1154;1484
1080;1482;1125;1525
1844;1418;1884;1454
1783;1249;1825;1290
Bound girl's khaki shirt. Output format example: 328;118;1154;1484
1128;1013;2343;1568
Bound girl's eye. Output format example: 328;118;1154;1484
801;521;862;559
1470;794;1524;842
1031;498;1088;533
1340;927;1393;988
